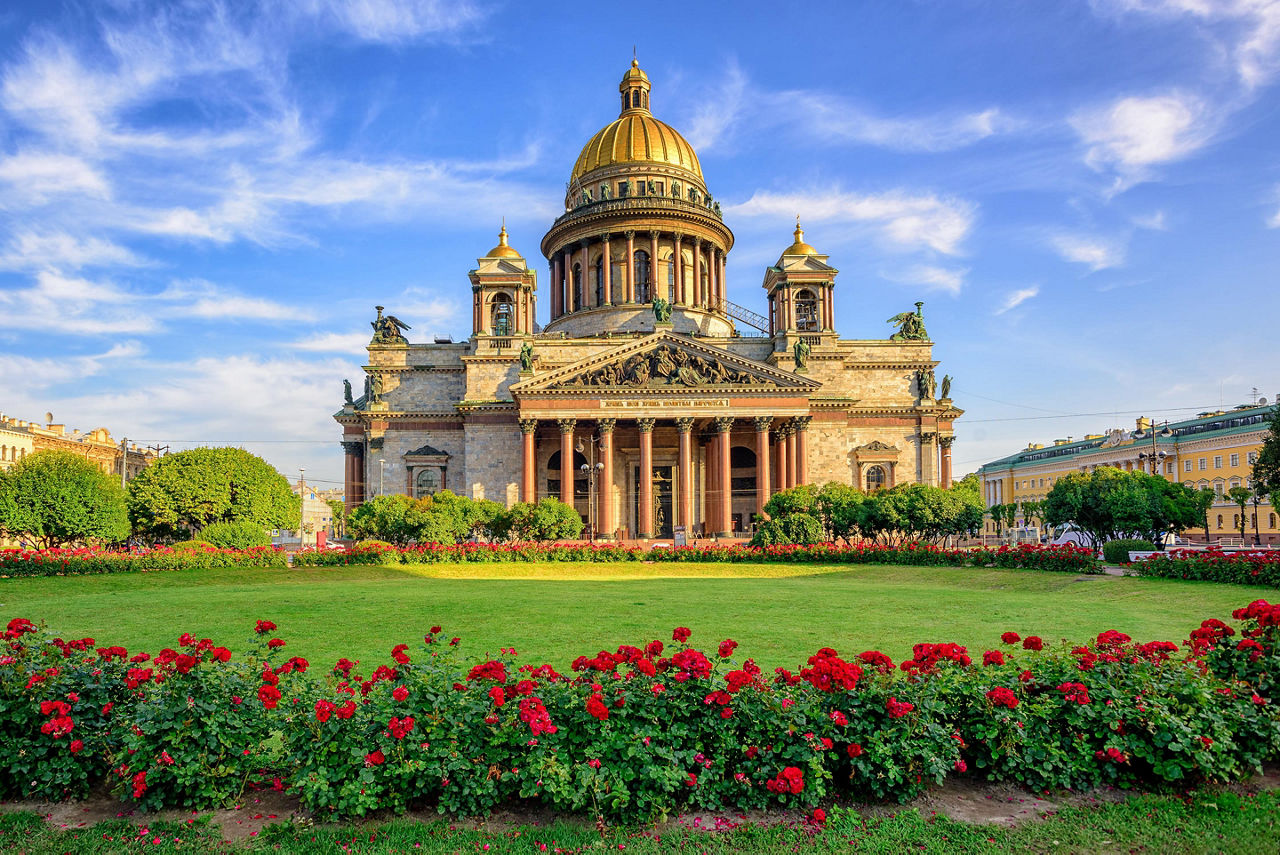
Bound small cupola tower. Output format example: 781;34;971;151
762;219;838;338
469;224;537;339
619;57;651;114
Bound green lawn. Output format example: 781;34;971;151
2;562;1272;672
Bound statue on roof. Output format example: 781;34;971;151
652;296;672;323
371;306;411;345
793;337;811;370
888;301;928;341
940;374;952;399
519;340;534;372
343;379;353;405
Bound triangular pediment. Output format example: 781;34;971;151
776;254;836;274
857;440;898;453
511;331;820;394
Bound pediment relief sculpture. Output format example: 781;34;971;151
547;343;776;390
855;440;900;456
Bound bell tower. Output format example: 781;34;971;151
469;225;537;338
763;220;838;339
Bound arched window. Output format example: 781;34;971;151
634;250;651;302
795;289;818;331
666;254;675;290
699;262;708;304
573;264;583;310
866;465;886;491
490;292;514;336
1217;514;1224;528
415;469;441;498
594;256;604;306
1270;513;1276;529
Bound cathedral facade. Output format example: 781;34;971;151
336;61;961;539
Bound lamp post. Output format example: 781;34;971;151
378;458;386;496
1133;420;1174;476
298;467;306;549
575;436;604;542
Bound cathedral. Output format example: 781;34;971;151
336;61;961;540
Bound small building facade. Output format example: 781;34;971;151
336;62;961;539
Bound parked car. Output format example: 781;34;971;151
1049;524;1091;548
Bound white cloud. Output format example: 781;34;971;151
1071;92;1215;191
1133;210;1168;230
295;0;488;43
0;232;147;271
729;189;976;255
995;286;1040;315
0;341;144;389
1050;233;1127;271
290;332;373;354
883;264;968;295
682;58;1018;153
0;152;110;202
0;271;159;335
158;280;317;322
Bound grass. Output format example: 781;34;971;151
1;789;1277;853
1;562;1272;671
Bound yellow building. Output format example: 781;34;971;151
0;413;154;482
977;404;1277;545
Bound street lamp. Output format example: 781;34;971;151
579;460;605;542
378;458;386;496
298;467;306;549
1133;420;1174;475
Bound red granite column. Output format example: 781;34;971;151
754;417;772;517
562;248;574;313
625;231;636;303
673;233;684;305
638;418;654;538
703;433;718;534
520;419;537;504
785;424;797;489
649;231;660;301
714;417;733;537
940;436;954;489
558;419;576;507
795;416;811;486
774;428;787;494
598;419;616;539
676;417;694;532
601;234;612;306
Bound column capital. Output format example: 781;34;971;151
920;430;937;443
713;416;735;433
649;229;660;239
672;231;683;241
674;417;695;432
624;229;635;240
557;418;577;434
598;418;617;434
793;416;812;431
636;417;656;433
939;435;955;449
752;416;773;432
519;418;538;434
692;235;702;248
340;440;364;455
775;424;793;439
602;232;612;242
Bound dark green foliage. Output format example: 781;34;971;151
751;512;824;546
1251;406;1280;498
200;521;271;549
758;483;983;547
494;498;584;542
126;447;298;541
347;491;513;546
0;450;129;547
1042;467;1201;548
1102;539;1156;564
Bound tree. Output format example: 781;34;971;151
0;450;129;548
1042;467;1202;548
347;494;415;545
815;483;864;543
327;499;346;539
1194;487;1215;546
495;498;584;542
1250;486;1268;546
1226;485;1251;543
1251;406;1280;499
127;447;299;541
987;503;1007;538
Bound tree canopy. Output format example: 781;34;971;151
1041;467;1202;547
126;447;299;541
348;492;579;545
1252;407;1280;500
0;450;130;548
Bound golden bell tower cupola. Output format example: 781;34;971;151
763;218;838;340
619;58;651;114
470;223;536;339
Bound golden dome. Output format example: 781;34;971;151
782;221;817;256
569;61;703;184
484;224;522;259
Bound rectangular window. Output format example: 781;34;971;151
1214;456;1223;469
1184;460;1193;472
1230;453;1239;467
1199;458;1207;470
1248;451;1258;464
1165;461;1175;474
653;181;664;196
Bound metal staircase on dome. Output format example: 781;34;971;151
715;298;769;334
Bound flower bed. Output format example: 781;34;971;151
0;546;287;577
1132;549;1280;587
3;599;1278;820
294;541;1101;574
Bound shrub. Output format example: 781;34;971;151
1102;539;1156;564
201;522;272;549
170;540;213;551
1132;549;1280;587
750;513;824;546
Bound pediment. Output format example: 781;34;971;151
855;441;900;457
777;254;836;274
511;331;820;394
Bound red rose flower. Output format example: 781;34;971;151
257;684;281;710
983;650;1005;667
1022;636;1043;651
673;627;692;643
364;750;385;767
392;685;409;702
985;687;1019;709
1000;631;1020;645
846;743;863;758
718;639;738;658
255;620;276;635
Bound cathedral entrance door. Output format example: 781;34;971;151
635;465;674;538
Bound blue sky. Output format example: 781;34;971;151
2;0;1278;492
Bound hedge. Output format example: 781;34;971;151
0;546;287;577
1133;549;1280;587
3;600;1277;819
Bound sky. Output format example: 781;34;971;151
2;0;1278;493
